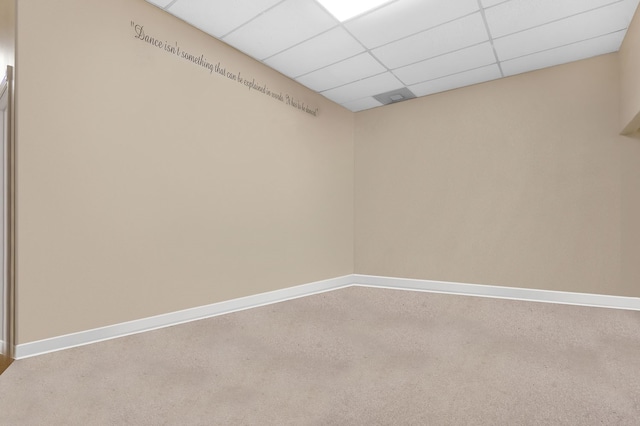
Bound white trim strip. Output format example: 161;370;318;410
14;275;353;359
14;274;640;359
352;274;640;311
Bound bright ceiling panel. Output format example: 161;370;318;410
316;0;394;22
296;53;386;92
321;72;403;104
145;0;640;112
486;0;619;39
344;0;480;49
264;27;364;78
501;30;626;76
372;13;489;70
394;42;497;86
167;0;282;38
222;0;336;60
494;0;637;61
409;64;502;97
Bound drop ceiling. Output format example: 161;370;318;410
146;0;640;112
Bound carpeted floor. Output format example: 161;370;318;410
0;286;639;425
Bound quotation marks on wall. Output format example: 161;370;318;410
130;21;319;117
286;95;320;116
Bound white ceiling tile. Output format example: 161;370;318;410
372;13;488;69
222;0;336;60
345;0;479;49
148;0;640;112
264;28;364;78
167;0;282;38
394;42;496;86
409;64;502;97
486;0;627;39
493;0;638;61
501;30;626;76
321;72;404;104
296;53;386;92
480;0;509;8
146;0;174;8
341;97;384;112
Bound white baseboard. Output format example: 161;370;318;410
14;275;353;360
13;274;640;360
352;274;640;311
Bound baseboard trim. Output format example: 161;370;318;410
14;274;640;359
14;275;353;360
352;274;640;311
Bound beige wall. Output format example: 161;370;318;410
355;54;637;297
0;0;15;71
15;0;354;343
620;4;640;134
621;137;640;293
620;0;640;291
12;0;640;345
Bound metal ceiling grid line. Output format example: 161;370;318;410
343;23;388;70
291;51;365;80
258;1;404;82
389;40;494;77
144;0;640;112
500;28;627;63
217;0;289;40
317;69;391;94
490;0;627;42
163;0;179;10
477;0;505;77
338;26;393;82
483;0;513;9
410;61;503;87
320;8;495;94
223;0;403;65
261;0;410;76
260;24;341;63
361;10;482;52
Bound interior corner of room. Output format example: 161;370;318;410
0;0;639;363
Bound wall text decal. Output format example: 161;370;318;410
131;21;319;117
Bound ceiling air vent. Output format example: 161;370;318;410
373;87;416;106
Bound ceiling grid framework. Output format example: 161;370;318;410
477;0;506;78
147;0;640;112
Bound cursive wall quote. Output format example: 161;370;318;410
131;21;319;117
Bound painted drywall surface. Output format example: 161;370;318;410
621;138;640;289
620;4;640;133
619;0;640;287
355;54;633;297
0;0;15;71
15;0;354;343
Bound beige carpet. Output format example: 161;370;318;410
0;286;639;425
